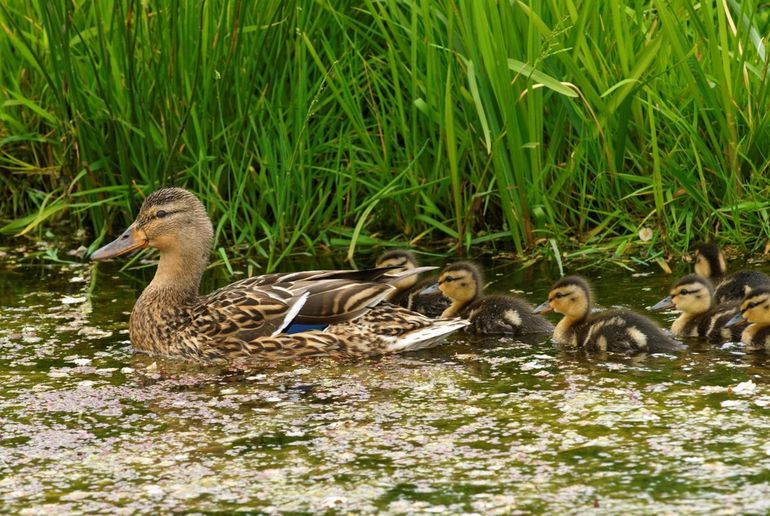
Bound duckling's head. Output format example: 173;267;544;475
376;250;419;291
535;275;592;319
694;243;726;278
651;274;714;315
738;287;770;325
438;261;483;305
91;187;214;261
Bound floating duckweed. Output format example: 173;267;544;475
2;258;770;513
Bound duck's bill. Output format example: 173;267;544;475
418;283;441;295
725;313;745;328
650;296;674;311
90;224;148;261
533;300;552;314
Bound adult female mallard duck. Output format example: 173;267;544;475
694;243;770;303
534;275;681;353
434;261;553;335
374;249;450;317
726;286;770;351
90;188;468;360
650;274;745;342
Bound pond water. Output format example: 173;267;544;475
2;246;770;514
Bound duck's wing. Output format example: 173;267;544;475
203;266;438;327
194;269;417;339
193;284;310;340
235;266;437;288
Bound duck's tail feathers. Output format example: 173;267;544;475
384;318;469;353
382;266;438;284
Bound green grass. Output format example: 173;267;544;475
1;0;769;271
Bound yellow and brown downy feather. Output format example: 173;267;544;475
726;287;770;352
534;275;682;354
91;188;467;360
436;261;553;335
694;244;770;304
650;274;745;342
374;249;450;318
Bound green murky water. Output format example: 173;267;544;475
3;247;770;514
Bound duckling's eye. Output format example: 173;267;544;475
156;210;168;219
554;292;566;299
679;289;689;295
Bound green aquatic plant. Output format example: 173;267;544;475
1;1;769;270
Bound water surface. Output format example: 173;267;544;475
2;248;770;513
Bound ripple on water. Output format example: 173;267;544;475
1;256;770;513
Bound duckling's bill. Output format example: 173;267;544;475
725;313;745;327
91;224;149;261
533;300;553;314
650;296;674;311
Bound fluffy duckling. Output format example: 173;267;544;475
534;275;681;353
726;287;770;351
436;262;553;335
651;274;745;342
375;250;450;317
694;243;770;304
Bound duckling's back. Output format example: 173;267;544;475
464;295;554;336
715;271;770;304
578;310;682;354
679;302;745;342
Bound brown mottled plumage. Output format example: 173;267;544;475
91;188;467;360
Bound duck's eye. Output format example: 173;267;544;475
156;210;168;219
554;292;566;299
679;289;689;295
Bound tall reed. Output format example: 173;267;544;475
1;1;768;270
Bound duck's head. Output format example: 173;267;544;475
728;287;770;327
694;243;726;278
437;261;482;305
534;275;591;319
651;274;714;315
375;250;419;291
91;187;214;262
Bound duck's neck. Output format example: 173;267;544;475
441;295;478;318
554;315;583;345
672;312;696;337
743;323;770;350
145;246;210;303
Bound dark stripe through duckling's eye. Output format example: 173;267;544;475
679;289;689;295
156;210;168;218
441;276;456;284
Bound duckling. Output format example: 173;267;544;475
650;274;745;341
375;249;450;318
435;261;553;335
694;243;770;303
534;275;681;353
726;286;770;351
